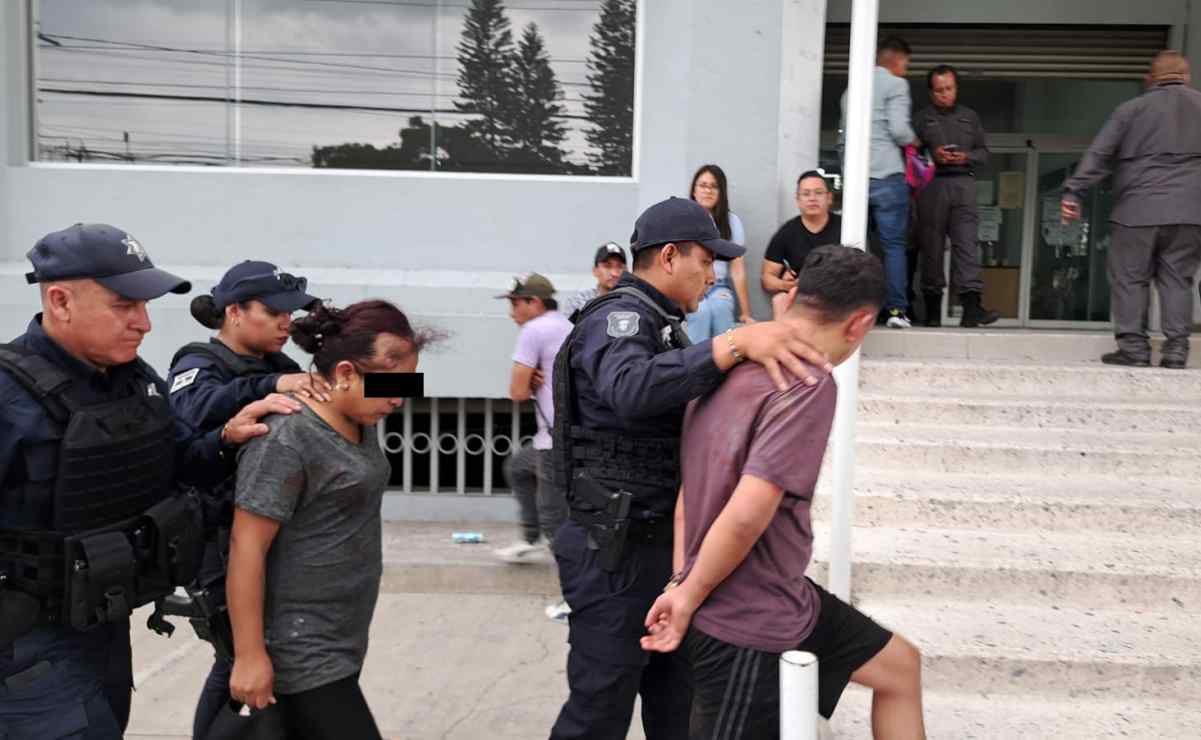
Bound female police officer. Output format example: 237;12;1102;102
0;224;298;740
165;260;323;740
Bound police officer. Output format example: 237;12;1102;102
914;64;1000;328
166;260;323;740
549;198;830;740
0;224;298;739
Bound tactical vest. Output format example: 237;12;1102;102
552;286;691;517
170;341;301;380
0;345;203;637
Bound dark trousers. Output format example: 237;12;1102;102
550;519;690;740
276;673;382;740
917;175;983;295
192;654;232;740
505;445;568;545
1109;224;1201;363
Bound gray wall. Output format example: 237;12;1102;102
0;0;822;398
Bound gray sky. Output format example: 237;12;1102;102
35;0;615;168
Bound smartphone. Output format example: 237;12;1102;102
943;144;961;152
781;258;798;277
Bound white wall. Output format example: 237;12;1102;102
0;0;823;397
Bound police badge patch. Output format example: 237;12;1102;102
606;311;640;338
170;368;200;394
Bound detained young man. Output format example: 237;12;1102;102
641;245;926;739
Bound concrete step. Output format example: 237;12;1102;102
853;599;1199;702
859;359;1201;400
377;522;1201;609
862;328;1201;368
858;392;1201;432
812;471;1201;536
831;686;1201;739
848;423;1201;478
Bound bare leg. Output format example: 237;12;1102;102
849;634;925;740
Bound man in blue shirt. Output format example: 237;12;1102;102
0;224;297;739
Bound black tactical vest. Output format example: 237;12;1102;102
0;345;201;635
551;287;690;516
170;341;301;380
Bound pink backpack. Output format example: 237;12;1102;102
904;144;934;193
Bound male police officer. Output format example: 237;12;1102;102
0;224;297;739
914;64;1000;328
549;198;831;740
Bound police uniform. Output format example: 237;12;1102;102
914;103;999;327
166;261;316;740
549;198;744;740
0;224;223;739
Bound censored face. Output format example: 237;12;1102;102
339;333;420;425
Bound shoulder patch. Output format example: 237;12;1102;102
169;368;200;394
606;311;640;338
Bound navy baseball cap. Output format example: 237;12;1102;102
629;197;746;261
212;261;320;313
594;242;627;266
26;223;191;300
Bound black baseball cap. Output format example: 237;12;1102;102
629;197;746;261
212;260;320;313
594;242;627;266
25;223;191;300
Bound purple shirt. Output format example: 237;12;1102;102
513;310;573;449
681;362;838;653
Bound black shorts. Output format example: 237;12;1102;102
684;579;892;739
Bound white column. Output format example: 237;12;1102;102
827;0;879;602
776;0;829;226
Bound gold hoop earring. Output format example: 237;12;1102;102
338;383;351;391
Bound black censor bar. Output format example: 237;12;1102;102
363;372;425;398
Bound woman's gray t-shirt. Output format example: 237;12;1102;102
235;405;390;695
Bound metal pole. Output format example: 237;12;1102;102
779;651;819;740
829;0;880;602
429;398;440;494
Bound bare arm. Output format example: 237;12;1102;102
227;508;282;709
760;258;797;295
642;474;784;652
509;362;537;402
729;257;755;323
672;487;686;575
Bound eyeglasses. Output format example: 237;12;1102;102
695;183;721;192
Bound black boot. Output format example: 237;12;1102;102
924;294;942;328
960;292;999;328
1102;350;1150;367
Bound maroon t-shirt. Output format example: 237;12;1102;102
681;362;838;653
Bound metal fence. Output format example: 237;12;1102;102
376;398;537;494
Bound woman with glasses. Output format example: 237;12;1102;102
686;164;755;342
227;300;432;739
165;260;326;740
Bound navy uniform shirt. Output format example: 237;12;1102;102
167;339;299;434
565;273;724;517
0;316;234;692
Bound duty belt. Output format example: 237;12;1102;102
570;510;672;545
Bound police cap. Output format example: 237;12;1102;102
213;260;320;313
629;197;746;261
25;223;191;300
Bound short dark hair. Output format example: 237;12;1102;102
796;170;830;191
632;242;694;272
927;64;959;89
794;245;886;322
878;36;911;57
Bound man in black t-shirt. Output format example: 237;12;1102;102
761;171;843;295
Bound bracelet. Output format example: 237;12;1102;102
220;421;234;447
725;328;744;364
664;572;684;592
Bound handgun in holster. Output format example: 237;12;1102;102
572;472;633;572
147;587;235;662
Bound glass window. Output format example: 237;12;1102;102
33;0;638;176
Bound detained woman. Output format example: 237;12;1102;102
686;164;755;342
226;299;432;740
166;260;326;740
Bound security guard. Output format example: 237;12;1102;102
914;63;1000;328
166;260;322;740
0;224;298;739
548;198;830;740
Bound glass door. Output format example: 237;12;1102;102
1024;151;1114;325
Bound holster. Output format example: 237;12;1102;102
149;587;234;661
570;472;632;572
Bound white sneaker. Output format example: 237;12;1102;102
545;600;571;624
493;540;544;564
885;309;913;329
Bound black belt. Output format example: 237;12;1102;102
935;170;974;178
570;511;673;544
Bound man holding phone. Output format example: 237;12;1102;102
761;170;843;295
914;64;999;328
